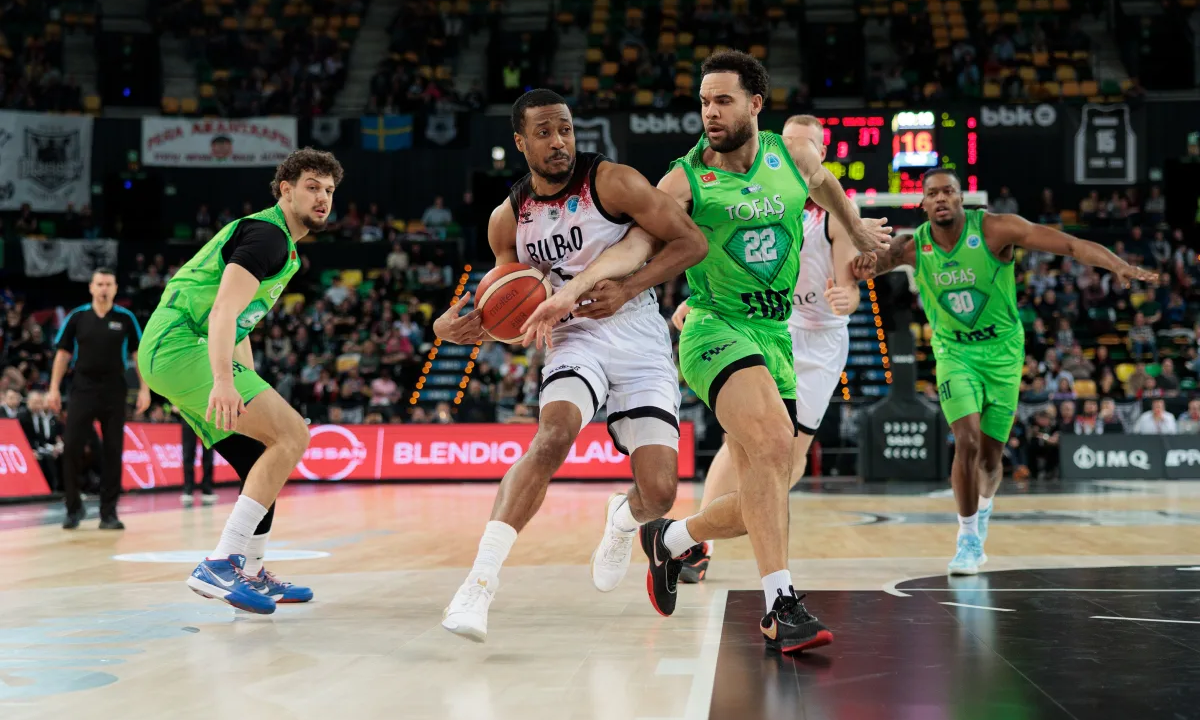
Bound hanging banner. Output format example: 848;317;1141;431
1074;104;1137;184
0;110;93;212
21;238;119;281
142;117;298;167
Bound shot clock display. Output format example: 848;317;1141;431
812;111;979;195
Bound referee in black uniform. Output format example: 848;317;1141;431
47;268;151;530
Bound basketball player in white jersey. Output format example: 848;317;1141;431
669;115;861;581
432;89;708;642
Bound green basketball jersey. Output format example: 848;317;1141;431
912;209;1021;350
157;205;301;342
671;131;808;326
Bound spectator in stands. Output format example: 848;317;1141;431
1133;398;1177;434
1128;312;1157;361
21;390;62;492
325;277;351;306
990;187;1019;215
1055;317;1075;350
421;196;453;229
1037;188;1061;225
1;388;21;418
1027;409;1060;479
1157;359;1181;395
1098;397;1124;432
1079;191;1099;224
1144;185;1166;225
1051;377;1076;401
1073;399;1102;435
15;205;37;236
1179;399;1200;434
1062;345;1094;381
1058;400;1078;432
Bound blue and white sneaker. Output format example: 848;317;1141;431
250;568;314;603
947;534;987;576
187;554;277;614
978;502;993;544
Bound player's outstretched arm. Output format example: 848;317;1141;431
850;234;916;280
784;136;891;254
823;216;864;315
572;164;708;320
433;202;514;345
984;213;1157;287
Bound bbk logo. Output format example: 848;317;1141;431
629;112;703;135
1073;445;1151;471
724;194;786;221
1166;449;1200;468
980;104;1057;128
932;268;977;286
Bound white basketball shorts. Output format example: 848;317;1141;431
790;324;850;435
539;306;681;455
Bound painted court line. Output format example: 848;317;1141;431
1091;616;1200;625
900;588;1200;593
940;602;1014;612
685;589;728;720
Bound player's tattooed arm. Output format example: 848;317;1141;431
984;212;1157;288
783;136;892;254
433;202;513;345
569;164;708;320
851;234;915;279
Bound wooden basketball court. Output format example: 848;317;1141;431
1;479;1198;719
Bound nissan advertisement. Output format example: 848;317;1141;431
0;421;696;499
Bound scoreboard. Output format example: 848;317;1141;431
810;110;980;196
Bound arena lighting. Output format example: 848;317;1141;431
491;146;505;162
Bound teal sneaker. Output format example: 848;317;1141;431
947;534;987;576
978;502;993;544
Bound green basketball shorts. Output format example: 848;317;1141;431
933;336;1024;442
678;307;796;414
138;308;271;448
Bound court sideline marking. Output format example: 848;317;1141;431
940;602;1014;612
1091;615;1200;625
639;589;728;720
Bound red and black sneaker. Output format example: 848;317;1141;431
761;587;834;654
639;518;683;617
678;542;711;584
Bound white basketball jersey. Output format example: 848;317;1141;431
510;153;654;328
789;204;850;331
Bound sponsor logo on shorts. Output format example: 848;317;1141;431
764;152;782;170
700;341;736;362
952;324;999;343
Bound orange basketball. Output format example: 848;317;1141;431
475;262;552;343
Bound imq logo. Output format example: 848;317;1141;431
630;112;703;135
980;104;1057;128
1072;444;1150;471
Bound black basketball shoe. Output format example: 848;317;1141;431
639;519;683;617
761;587;834;654
678;542;711;584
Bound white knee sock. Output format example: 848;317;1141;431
663;517;699;557
243;532;269;576
705;539;715;556
612;497;639;533
978;495;993;512
958;513;979;538
468;521;518;583
761;569;793;611
210;496;267;561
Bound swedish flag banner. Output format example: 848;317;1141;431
361;114;413;151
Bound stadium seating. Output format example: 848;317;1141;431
0;1;90;113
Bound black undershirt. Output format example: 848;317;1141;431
221;220;289;281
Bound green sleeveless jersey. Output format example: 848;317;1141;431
157;205;301;342
912;209;1021;350
671;131;807;327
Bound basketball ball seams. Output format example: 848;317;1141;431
476;265;553;341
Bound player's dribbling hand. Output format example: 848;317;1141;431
573;279;631;320
850;252;878;281
671;302;691;331
849;216;893;253
1112;262;1158;289
823;279;858;316
206;378;245;433
433;291;488;345
520;286;581;349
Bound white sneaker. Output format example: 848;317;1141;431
180;494;194;507
442;575;496;643
591;493;636;592
200;493;217;506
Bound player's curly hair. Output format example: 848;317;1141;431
271;148;345;199
700;50;770;100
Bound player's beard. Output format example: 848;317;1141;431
301;212;327;231
537;152;576;185
708;116;754;153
